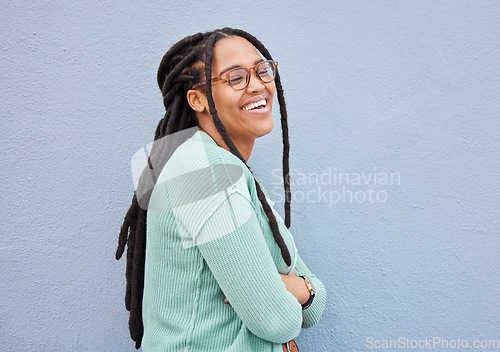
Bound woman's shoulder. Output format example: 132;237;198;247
149;130;257;242
152;130;253;197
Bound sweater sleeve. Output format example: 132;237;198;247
196;188;303;343
294;254;327;328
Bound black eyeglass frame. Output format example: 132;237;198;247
191;60;278;91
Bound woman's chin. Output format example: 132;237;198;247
254;116;274;138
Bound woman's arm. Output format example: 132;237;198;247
195;190;303;344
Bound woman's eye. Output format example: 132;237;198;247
229;75;244;85
258;69;270;77
257;63;273;77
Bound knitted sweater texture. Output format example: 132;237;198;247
142;130;326;351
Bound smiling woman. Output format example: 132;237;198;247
116;28;326;352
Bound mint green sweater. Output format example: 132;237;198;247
143;130;326;351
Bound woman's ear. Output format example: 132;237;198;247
187;89;207;113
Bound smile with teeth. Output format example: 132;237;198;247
242;99;267;111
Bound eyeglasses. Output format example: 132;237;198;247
192;60;278;91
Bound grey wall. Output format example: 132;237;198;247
1;1;499;351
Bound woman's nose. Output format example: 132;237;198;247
246;70;265;93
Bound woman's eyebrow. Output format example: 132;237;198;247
218;59;265;76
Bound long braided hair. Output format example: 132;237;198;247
115;27;292;349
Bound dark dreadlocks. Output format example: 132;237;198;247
115;27;292;349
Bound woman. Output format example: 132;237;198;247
116;28;326;351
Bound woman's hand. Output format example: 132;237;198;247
223;269;310;305
279;269;310;305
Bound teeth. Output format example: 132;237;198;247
242;99;266;111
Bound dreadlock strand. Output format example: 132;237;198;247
274;74;292;228
204;35;246;164
157;32;206;88
231;29;292;228
155;113;168;140
255;180;292;266
124;212;137;311
129;207;147;347
162;49;202;96
176;73;195;83
162;87;179;108
164;95;182;135
178;102;196;131
204;31;291;264
116;194;139;260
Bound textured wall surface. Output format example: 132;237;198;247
1;1;499;351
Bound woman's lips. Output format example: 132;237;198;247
241;95;270;114
242;98;267;111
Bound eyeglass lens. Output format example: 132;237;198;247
227;61;276;90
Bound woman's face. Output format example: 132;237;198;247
209;36;276;146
